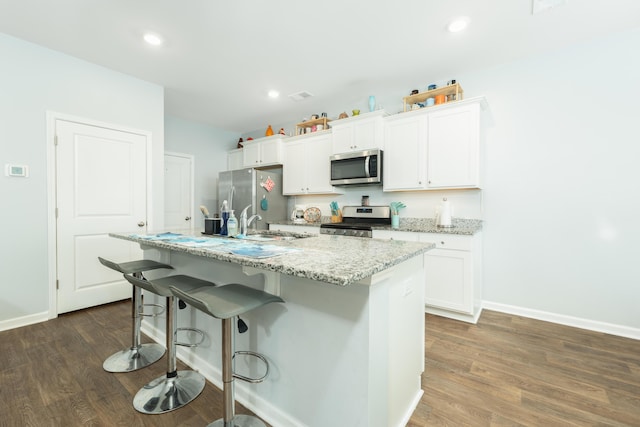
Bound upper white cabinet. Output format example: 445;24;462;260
242;136;284;168
331;110;387;154
282;133;338;195
383;112;427;191
426;102;480;189
227;148;243;170
383;98;485;192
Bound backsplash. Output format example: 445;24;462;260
285;186;483;220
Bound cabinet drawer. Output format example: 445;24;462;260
419;233;472;251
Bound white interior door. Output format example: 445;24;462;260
164;152;194;231
56;119;148;314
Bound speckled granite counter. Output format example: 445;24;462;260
270;217;482;235
110;230;433;287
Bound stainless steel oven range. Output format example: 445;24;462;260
319;205;390;238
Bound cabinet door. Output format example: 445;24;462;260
424;248;473;314
331;126;354;154
260;138;282;166
353;119;380;150
427;103;480;188
227;149;243;171
242;142;261;167
383;114;427;191
282;140;309;195
305;134;335;194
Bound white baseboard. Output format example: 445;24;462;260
0;311;49;332
482;301;640;340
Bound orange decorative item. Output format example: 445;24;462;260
435;94;446;105
265;125;274;136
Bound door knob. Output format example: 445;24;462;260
185;216;191;221
137;221;145;227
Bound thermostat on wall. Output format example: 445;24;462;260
5;164;29;177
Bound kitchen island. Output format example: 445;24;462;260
110;230;433;427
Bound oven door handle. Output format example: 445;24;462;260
364;155;371;178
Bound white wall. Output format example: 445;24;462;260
0;33;164;326
243;28;640;332
462;28;640;330
164;115;240;226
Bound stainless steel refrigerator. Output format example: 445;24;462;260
217;167;287;231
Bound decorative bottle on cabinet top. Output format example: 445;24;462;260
368;96;376;112
265;125;274;136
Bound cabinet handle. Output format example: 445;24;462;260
441;241;445;245
185;216;191;221
138;221;145;227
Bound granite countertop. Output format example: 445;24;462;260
271;217;482;235
110;231;433;287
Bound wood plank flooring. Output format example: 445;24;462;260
409;311;640;426
1;301;639;426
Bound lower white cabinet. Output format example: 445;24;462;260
373;230;483;323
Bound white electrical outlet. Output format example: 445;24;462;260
5;164;29;177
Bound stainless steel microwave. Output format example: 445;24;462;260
330;149;382;186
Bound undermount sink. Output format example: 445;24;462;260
245;230;316;241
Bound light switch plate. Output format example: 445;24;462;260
5;164;29;177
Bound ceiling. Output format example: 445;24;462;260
1;0;639;133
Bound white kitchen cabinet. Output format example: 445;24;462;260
282;133;339;195
373;229;483;324
242;136;284;168
227;148;243;170
426;102;480;188
382;112;427;191
383;98;485;192
331;110;387;154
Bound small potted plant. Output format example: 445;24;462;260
389;202;406;229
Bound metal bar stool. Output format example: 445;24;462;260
98;257;173;373
170;283;284;427
124;274;215;414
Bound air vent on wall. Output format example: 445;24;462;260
288;91;314;101
532;0;568;14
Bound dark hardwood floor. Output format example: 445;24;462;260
1;301;639;426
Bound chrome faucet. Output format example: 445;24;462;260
239;205;262;235
247;214;262;229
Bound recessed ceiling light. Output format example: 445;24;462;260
143;32;164;46
447;16;470;33
268;90;280;99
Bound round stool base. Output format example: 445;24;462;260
103;343;165;373
208;414;267;427
133;370;205;414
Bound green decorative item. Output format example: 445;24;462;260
389;202;406;229
389;202;406;215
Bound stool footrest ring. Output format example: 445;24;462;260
175;327;206;348
233;350;269;383
139;302;165;318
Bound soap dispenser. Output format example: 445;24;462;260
220;200;229;236
227;210;238;237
